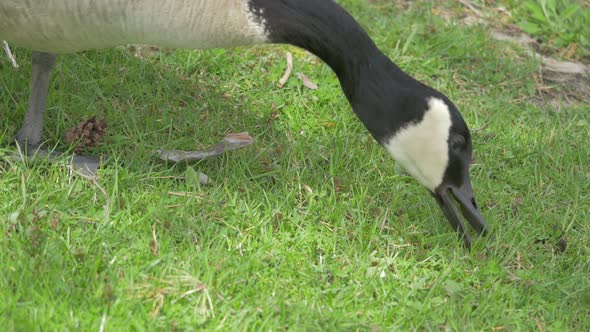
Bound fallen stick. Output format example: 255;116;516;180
158;132;254;163
278;52;293;88
2;40;18;68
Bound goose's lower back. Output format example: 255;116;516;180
0;0;267;53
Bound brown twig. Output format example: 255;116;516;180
278;52;293;88
459;0;484;17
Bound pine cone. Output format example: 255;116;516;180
65;116;107;153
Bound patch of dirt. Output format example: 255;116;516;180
533;71;590;107
429;0;590;106
490;29;590;105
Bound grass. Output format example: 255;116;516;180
500;0;590;58
1;0;589;330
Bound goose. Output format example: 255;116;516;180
0;0;489;248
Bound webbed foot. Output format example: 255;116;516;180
13;144;101;177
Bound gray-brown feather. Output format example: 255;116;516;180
0;0;268;53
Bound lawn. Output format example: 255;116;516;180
1;0;588;330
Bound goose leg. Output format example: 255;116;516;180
14;51;100;176
14;51;56;151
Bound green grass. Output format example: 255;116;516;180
1;0;589;330
501;0;590;58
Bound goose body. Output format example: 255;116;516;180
1;0;267;52
0;0;489;247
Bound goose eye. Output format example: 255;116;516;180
449;135;466;151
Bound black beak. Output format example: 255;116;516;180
433;179;489;249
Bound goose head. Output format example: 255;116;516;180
382;96;488;248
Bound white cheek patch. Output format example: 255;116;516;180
383;97;452;191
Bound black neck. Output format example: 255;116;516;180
249;0;430;140
252;1;380;77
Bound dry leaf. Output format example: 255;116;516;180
50;212;61;229
278;52;293;88
150;224;159;256
297;73;318;90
